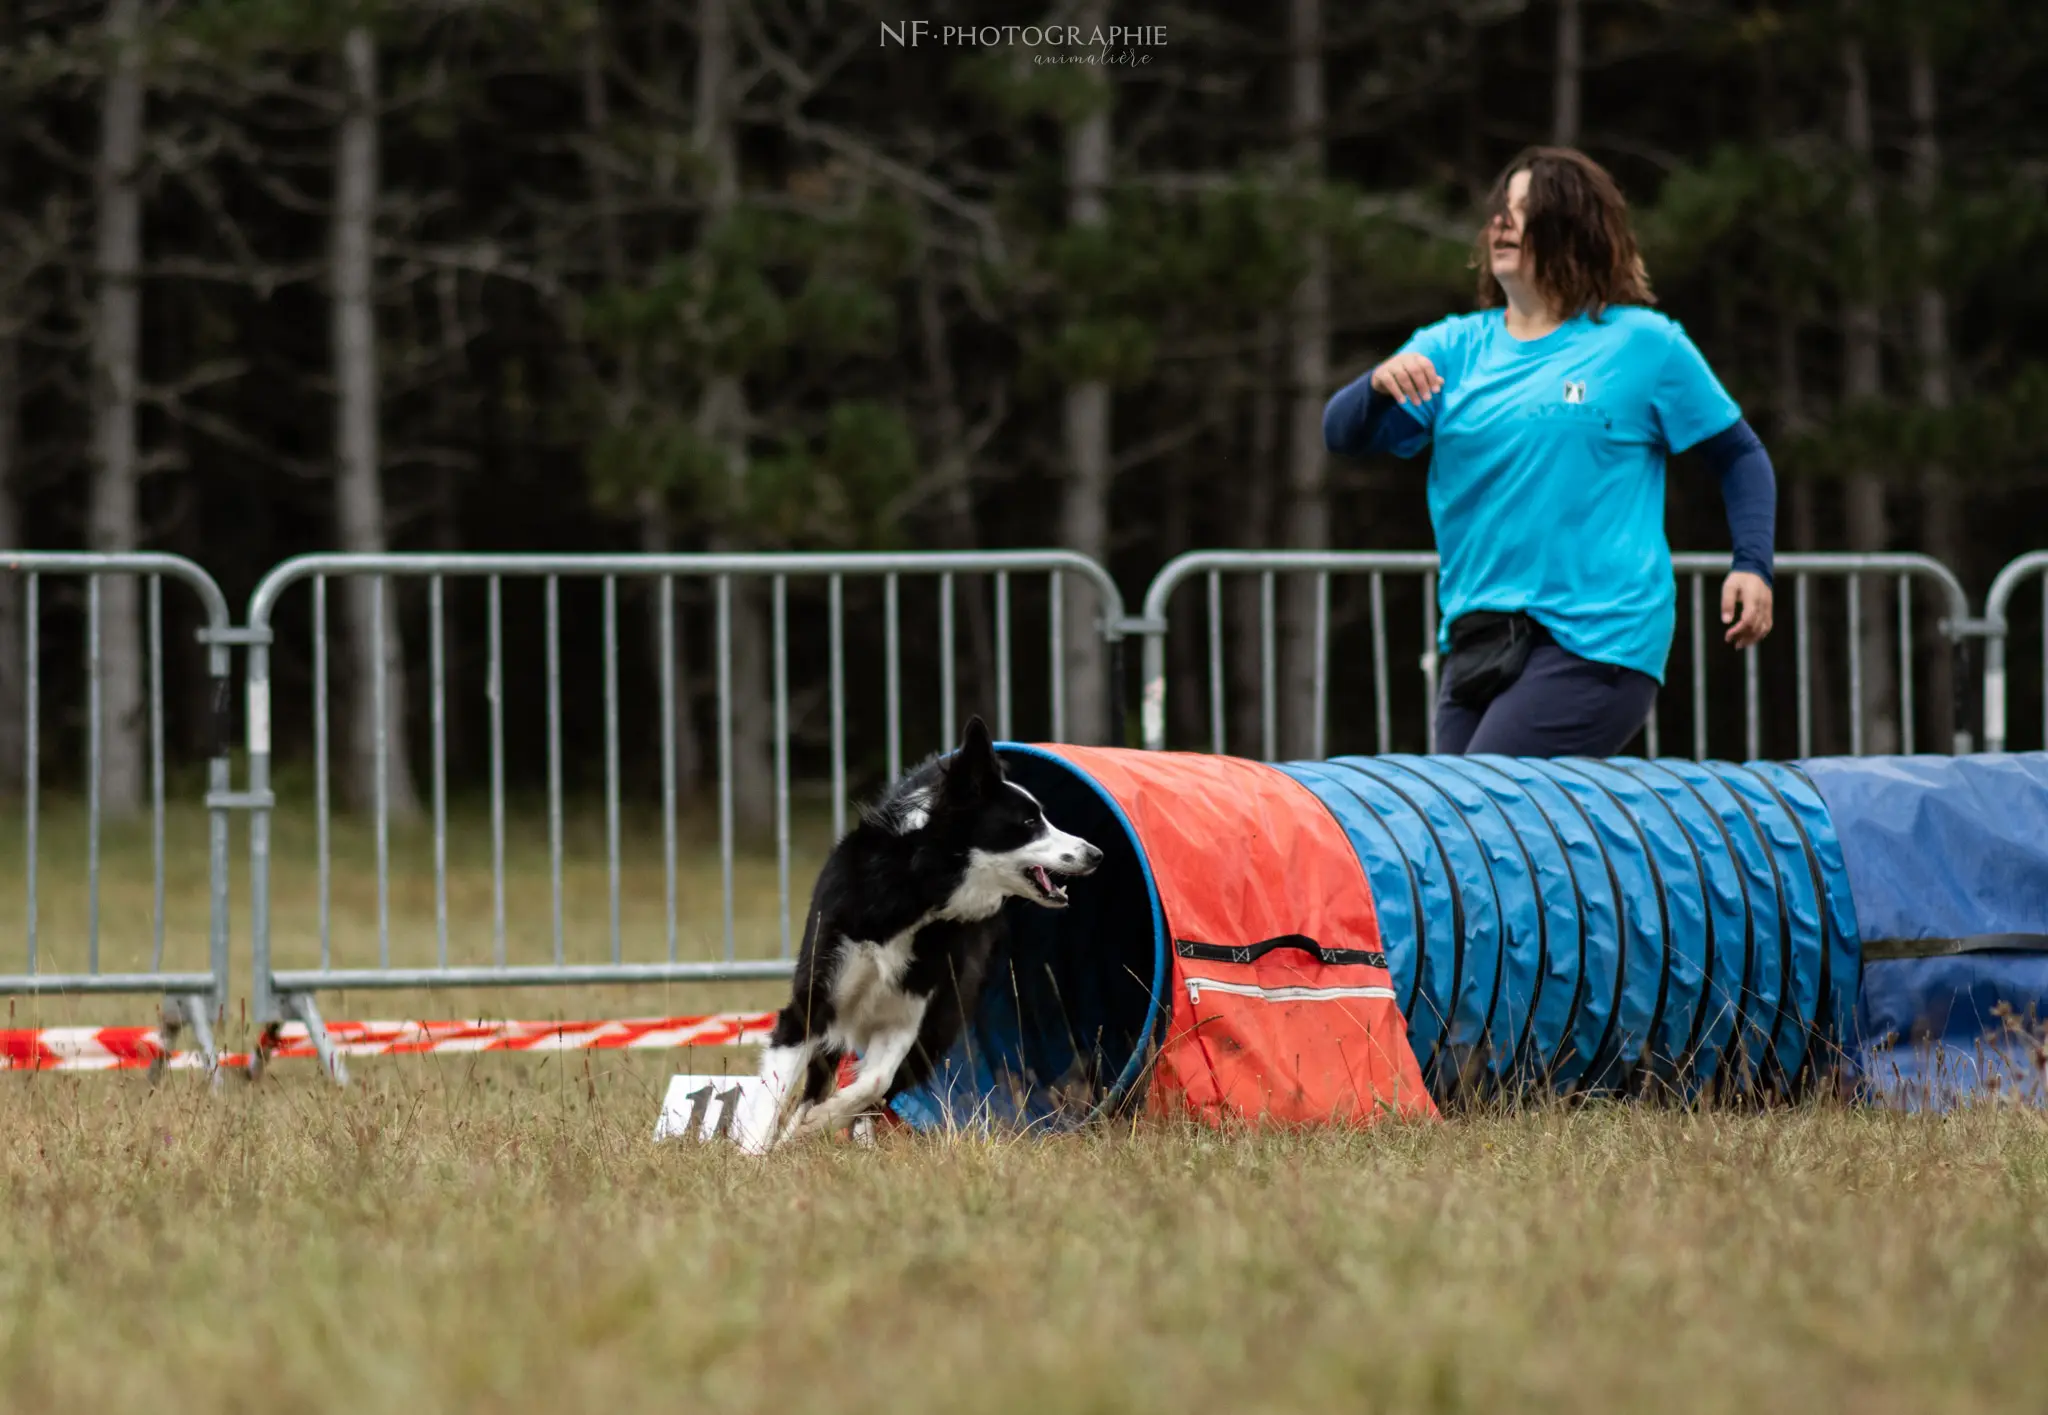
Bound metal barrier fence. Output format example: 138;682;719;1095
242;551;1127;1080
0;552;235;1074
7;543;2044;1087
1135;551;1975;761
1983;551;2048;753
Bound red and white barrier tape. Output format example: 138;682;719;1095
0;1010;778;1072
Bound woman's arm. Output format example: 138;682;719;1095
1323;354;1439;459
1695;417;1777;648
1695;418;1775;583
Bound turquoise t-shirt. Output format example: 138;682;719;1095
1376;306;1740;684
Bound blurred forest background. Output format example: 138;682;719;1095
1;0;2045;827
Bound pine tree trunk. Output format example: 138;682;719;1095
333;25;421;820
1230;318;1280;756
1278;0;1330;760
1908;24;1959;751
1777;312;1840;755
1058;0;1113;745
0;66;21;796
1162;448;1205;750
0;326;21;794
696;0;773;834
583;18;703;800
88;0;147;817
1839;26;1896;755
1552;0;1583;147
915;258;997;722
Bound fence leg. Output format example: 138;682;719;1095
1950;636;1975;755
182;994;220;1090
1109;637;1129;747
259;993;347;1087
294;993;345;1086
148;994;221;1088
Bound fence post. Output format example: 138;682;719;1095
245;628;277;1048
1980;550;2048;754
1950;636;1975;755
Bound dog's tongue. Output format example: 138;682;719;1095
1031;865;1053;895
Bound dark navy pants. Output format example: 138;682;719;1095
1434;637;1659;758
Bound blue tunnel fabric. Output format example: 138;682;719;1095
1854;954;2048;1109
1797;754;2048;950
1280;756;1861;1097
1801;754;2048;1108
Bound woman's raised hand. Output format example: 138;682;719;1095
1370;352;1445;406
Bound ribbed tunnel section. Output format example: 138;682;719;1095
1278;756;1859;1099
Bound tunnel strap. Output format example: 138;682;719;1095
1862;933;2048;961
1175;936;1388;969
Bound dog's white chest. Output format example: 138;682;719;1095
828;928;925;1042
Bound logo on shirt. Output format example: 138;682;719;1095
1561;379;1588;404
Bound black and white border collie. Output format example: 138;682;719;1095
740;717;1102;1153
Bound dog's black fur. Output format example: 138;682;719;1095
746;716;1100;1149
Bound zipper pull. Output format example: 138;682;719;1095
1186;978;1201;1003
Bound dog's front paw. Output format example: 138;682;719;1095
790;1104;839;1140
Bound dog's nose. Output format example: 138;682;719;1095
1066;843;1104;873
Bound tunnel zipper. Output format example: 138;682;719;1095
1186;978;1396;1004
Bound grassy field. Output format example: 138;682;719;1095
2;1072;2046;1412
3;795;2047;1411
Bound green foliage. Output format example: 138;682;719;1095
746;400;920;546
168;0;384;55
1326;183;1474;302
950;48;1108;128
1020;177;1339;388
571;192;919;546
1640;143;1849;290
584;416;728;515
1030;315;1156;387
1780;363;2048;485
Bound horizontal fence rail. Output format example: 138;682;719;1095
242;551;1127;1081
1983;550;2048;754
0;552;233;1075
1136;551;1974;762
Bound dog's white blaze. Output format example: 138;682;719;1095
1017;822;1093;869
948;812;1098;915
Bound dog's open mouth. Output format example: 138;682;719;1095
1026;865;1070;907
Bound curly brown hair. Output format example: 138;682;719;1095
1473;146;1655;319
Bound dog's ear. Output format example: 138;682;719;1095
942;715;1001;798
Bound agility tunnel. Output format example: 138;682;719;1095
887;748;2048;1130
